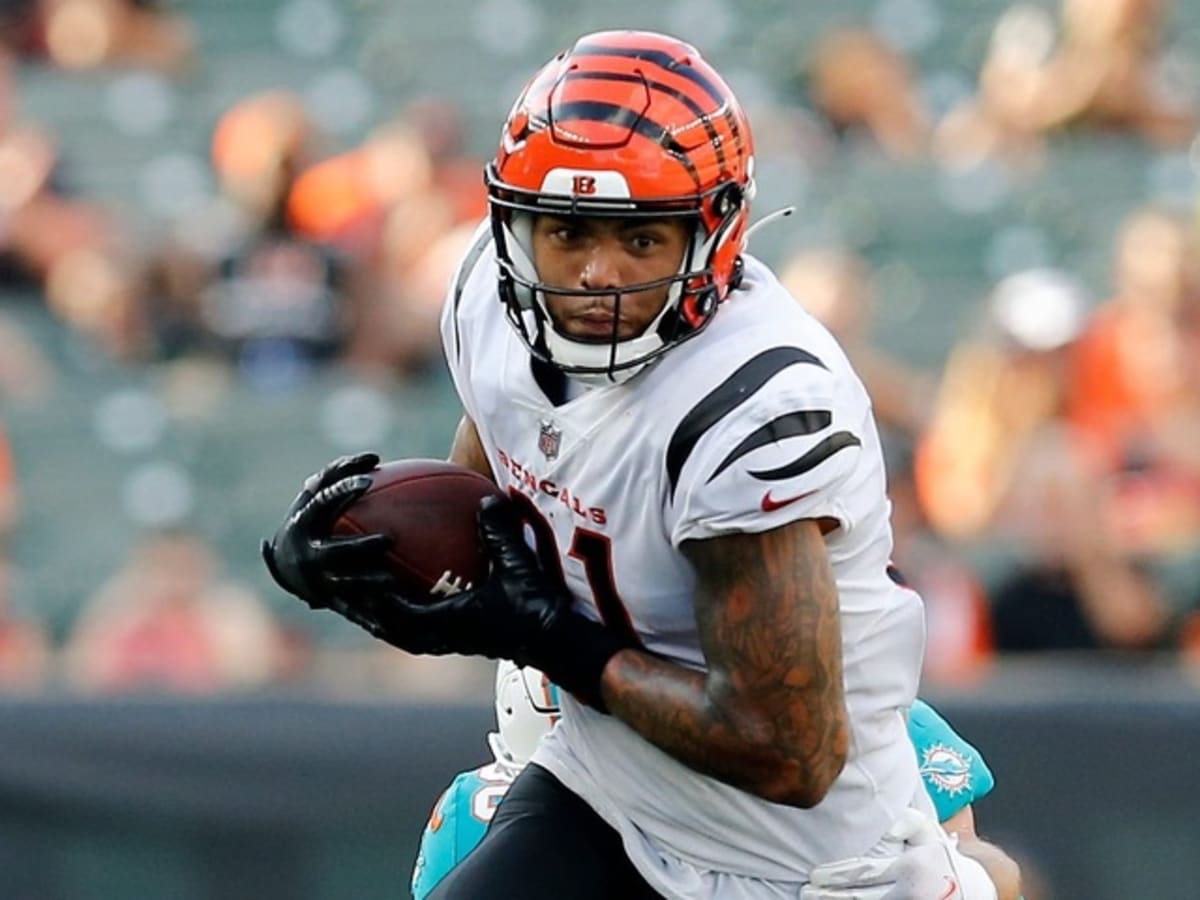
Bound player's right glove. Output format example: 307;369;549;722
800;809;998;900
260;452;394;610
329;495;636;712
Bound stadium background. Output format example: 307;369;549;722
1;0;1199;898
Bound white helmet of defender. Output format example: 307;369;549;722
488;660;561;773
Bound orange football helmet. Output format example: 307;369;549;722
486;30;756;383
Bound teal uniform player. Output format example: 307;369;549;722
908;698;995;823
412;672;993;900
410;761;513;899
411;662;561;900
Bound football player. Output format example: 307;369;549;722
411;664;1019;900
263;29;1013;898
410;662;561;900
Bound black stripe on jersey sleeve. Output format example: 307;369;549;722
705;410;832;484
748;431;861;482
450;228;493;362
666;346;827;499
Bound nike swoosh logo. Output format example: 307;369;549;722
937;876;959;900
760;488;817;512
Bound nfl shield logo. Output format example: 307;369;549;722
537;420;562;460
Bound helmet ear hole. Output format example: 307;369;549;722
715;183;743;217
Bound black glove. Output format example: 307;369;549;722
336;495;635;711
260;453;396;610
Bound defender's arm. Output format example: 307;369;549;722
943;807;1023;900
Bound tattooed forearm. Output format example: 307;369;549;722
601;520;849;807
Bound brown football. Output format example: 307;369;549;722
332;458;503;598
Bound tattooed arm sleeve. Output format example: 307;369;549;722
600;518;849;808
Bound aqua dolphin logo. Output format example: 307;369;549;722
919;743;972;797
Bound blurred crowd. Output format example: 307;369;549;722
782;208;1200;682
0;0;1199;695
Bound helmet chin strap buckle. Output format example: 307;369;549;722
729;257;745;292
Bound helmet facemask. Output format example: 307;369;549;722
484;30;757;384
488;175;751;385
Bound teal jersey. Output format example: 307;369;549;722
411;762;513;900
907;699;995;822
412;702;995;896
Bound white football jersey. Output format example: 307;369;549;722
440;228;930;899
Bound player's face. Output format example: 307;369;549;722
530;215;690;341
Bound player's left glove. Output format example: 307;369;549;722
800;809;998;900
260;452;394;609
331;496;635;712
